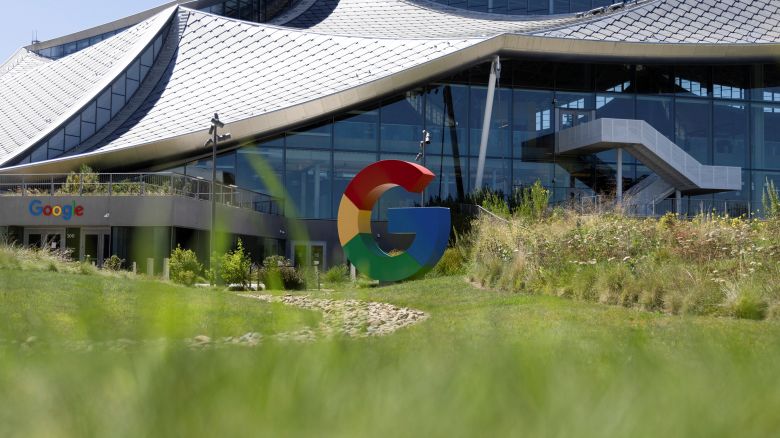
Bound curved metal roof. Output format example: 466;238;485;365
2;0;780;174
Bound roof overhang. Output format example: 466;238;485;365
5;33;780;175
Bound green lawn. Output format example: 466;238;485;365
0;270;320;342
1;272;780;437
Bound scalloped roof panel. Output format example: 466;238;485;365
92;8;479;152
0;9;173;162
537;0;780;43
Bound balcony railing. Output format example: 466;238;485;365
0;172;284;216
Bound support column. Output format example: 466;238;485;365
475;56;500;191
676;190;682;217
616;148;623;203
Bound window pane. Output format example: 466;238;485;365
426;155;468;202
596;94;636;163
636;96;674;140
333;152;378;215
81;120;96;140
636;65;674;94
511;60;555;90
469;157;511;193
469;87;511;157
712;65;749;100
236;144;284;194
48;129;64;151
758;64;780;102
513;89;554;165
674;65;710;97
286;149;332;219
380;92;424;154
334;107;378;151
752;103;780;170
425;84;469;158
555;63;593;92
286;121;332;149
595;64;633;93
675;99;711;164
713;102;748;167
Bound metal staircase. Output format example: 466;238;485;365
556;118;742;209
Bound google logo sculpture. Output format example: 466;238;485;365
337;160;450;282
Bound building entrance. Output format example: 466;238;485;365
24;228;66;251
81;228;111;266
292;241;327;270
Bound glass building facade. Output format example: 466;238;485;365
430;0;618;15
166;59;780;219
33;0;299;60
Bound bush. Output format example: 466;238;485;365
258;256;305;291
170;245;203;286
324;264;349;283
433;248;467;276
220;240;251;288
102;255;124;271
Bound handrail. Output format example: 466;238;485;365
0;172;284;216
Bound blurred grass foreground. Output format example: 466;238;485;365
1;241;780;437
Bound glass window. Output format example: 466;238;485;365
333;152;378;215
757;64;780;102
596;94;636;163
555;63;593;92
595;64;633;93
81;101;96;124
127;78;139;97
236;144;284;194
636;65;674;94
64;118;81;150
31;143;47;162
469;157;511;193
553;0;570;13
127;59;140;81
513;161;553;188
712;65;749;100
286;149;332;219
675;99;711;164
636;96;674;140
469;87;511;157
674;65;710;97
286;121;332;149
507;0;527;14
752;171;780;212
511;60;555;89
426;155;468;202
527;0;548;13
380;91;424;154
752;103;780;170
48;129;64;152
713;102;748;167
334;107;378;151
425;84;469;158
513;89;554;163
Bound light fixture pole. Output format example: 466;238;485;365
415;129;431;207
205;113;231;284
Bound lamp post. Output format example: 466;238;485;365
205;113;231;284
415;129;431;207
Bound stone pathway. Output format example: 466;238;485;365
1;294;429;351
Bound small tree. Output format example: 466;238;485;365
762;178;780;219
220;239;251;288
259;255;305;290
514;180;550;222
170;245;203;286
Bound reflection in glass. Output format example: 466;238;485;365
752;103;780;170
469;87;511;157
334;108;378;151
713;102;748;167
236;144;284;193
286;149;332;219
675;99;711;164
636;96;674;140
380;92;424;154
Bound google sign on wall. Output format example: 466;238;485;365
28;200;85;221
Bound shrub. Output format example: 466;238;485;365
762;178;780;219
514;180;550;222
433;248;467;276
324;264;349;283
258;255;305;290
102;255;125;271
479;190;510;218
170;245;203;286
220;240;251;288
